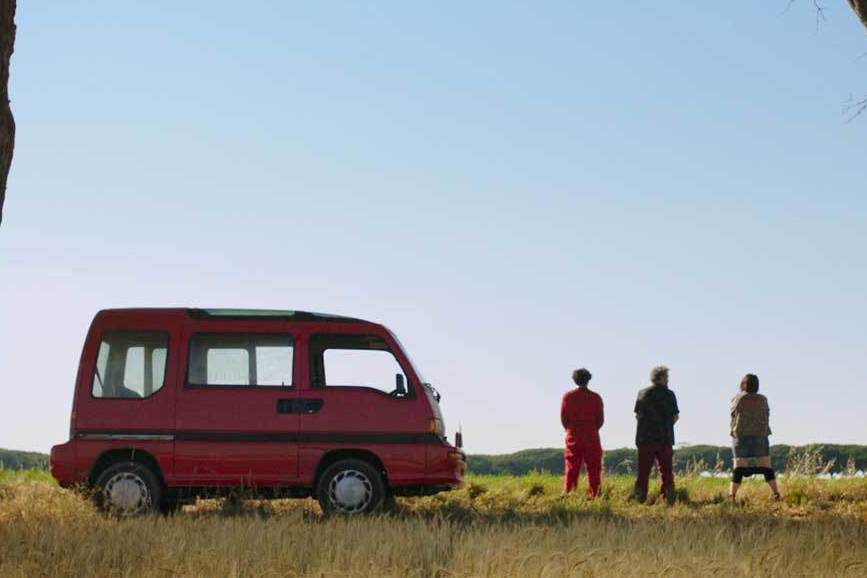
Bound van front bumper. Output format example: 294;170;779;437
426;443;465;487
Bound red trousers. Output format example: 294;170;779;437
634;443;674;502
564;444;602;497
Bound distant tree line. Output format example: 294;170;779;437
468;445;867;476
3;445;865;475
0;448;48;470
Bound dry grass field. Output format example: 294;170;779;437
1;469;866;577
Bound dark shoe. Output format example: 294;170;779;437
664;488;676;506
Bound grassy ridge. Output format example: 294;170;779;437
1;470;866;576
470;444;867;475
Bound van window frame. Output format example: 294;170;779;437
185;331;297;389
89;330;171;401
308;333;416;400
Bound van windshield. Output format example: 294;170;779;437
386;329;425;385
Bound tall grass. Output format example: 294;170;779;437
1;470;866;577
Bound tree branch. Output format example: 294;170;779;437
845;94;867;121
0;0;14;227
813;0;828;30
848;0;867;31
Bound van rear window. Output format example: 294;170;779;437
187;334;294;387
91;331;169;399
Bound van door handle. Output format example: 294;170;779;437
277;399;304;414
277;398;324;414
301;398;324;414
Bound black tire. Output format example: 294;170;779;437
382;491;398;512
316;458;386;515
93;461;162;516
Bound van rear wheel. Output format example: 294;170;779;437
94;462;162;516
316;459;386;515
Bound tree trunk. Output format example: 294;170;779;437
850;0;867;31
0;0;15;227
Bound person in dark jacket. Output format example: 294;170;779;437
730;373;781;502
633;365;679;504
560;368;604;497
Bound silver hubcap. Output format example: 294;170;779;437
328;469;373;514
103;472;150;514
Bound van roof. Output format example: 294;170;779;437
96;308;371;324
189;308;368;323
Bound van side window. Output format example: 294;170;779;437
91;331;169;399
309;334;410;397
188;334;294;387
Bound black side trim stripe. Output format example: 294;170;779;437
76;433;174;441
76;430;442;444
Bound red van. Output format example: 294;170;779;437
50;308;465;515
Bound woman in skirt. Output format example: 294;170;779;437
730;373;781;501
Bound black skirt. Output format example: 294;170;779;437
732;435;770;468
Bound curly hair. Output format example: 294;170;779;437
650;365;669;383
572;368;592;387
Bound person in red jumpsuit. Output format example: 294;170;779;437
560;368;604;497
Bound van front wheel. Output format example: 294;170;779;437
94;462;162;516
316;459;386;515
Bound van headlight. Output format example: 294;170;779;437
427;417;445;437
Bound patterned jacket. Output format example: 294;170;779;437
730;392;771;437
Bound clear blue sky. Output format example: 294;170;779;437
1;1;865;454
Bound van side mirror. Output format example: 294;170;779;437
455;429;463;449
395;374;406;396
